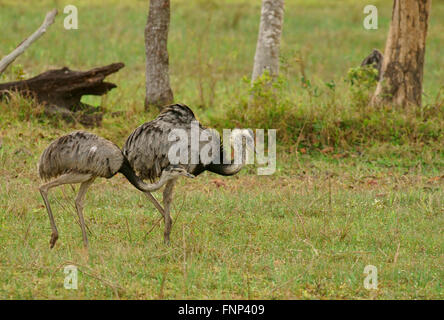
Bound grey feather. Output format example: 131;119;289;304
123;103;242;181
123;104;204;180
38;131;124;181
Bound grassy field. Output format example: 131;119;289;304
0;0;443;299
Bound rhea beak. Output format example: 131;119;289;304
185;172;195;179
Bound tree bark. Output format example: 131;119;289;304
251;0;285;82
372;0;432;107
145;0;174;110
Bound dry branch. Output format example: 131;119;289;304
0;9;57;74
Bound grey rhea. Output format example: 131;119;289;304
123;103;252;243
38;131;193;248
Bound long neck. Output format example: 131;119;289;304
119;158;170;192
206;145;245;176
138;175;170;192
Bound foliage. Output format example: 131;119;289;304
346;65;379;107
213;70;443;153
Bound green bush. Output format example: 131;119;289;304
212;70;443;153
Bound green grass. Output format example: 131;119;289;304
0;0;443;299
0;140;443;299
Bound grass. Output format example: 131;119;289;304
0;0;443;299
1;142;443;299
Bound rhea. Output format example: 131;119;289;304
124;103;253;244
38;131;193;248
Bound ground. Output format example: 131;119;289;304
0;0;443;299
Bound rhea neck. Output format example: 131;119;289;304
136;173;175;192
119;160;176;193
206;140;247;176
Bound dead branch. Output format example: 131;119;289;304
0;9;57;74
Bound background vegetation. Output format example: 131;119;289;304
0;0;442;299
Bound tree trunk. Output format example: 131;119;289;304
145;0;174;110
372;0;432;107
251;0;285;82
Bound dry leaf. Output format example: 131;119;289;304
212;179;226;188
321;146;334;154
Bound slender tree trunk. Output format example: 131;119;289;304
251;0;285;82
145;0;174;110
372;0;432;107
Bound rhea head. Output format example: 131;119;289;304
162;165;195;180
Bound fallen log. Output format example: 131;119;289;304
0;62;125;127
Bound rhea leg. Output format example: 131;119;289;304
39;173;93;248
163;179;177;244
75;178;95;248
144;192;165;218
39;186;59;248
